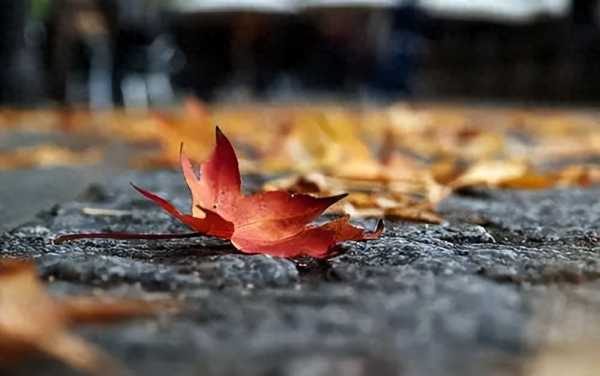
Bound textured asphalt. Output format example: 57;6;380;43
3;170;600;375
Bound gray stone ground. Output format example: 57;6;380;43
3;170;600;375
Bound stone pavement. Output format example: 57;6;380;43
3;170;600;375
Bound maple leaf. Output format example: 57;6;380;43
0;260;170;374
56;127;383;258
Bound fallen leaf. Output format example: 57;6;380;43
553;165;600;187
449;159;555;190
264;171;447;224
0;145;102;170
7;103;600;226
445;159;600;191
56;127;383;258
449;160;529;189
0;260;169;374
383;204;444;224
526;343;600;376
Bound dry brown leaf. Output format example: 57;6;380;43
0;260;172;374
446;159;600;191
554;165;600;187
264;171;446;224
449;160;534;189
384;204;444;224
4;102;600;216
499;174;556;189
0;145;102;170
526;343;600;376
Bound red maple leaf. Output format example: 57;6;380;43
56;128;383;258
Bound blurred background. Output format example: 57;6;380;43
1;0;597;107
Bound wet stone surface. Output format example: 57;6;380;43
3;171;600;375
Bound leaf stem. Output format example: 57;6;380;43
53;232;205;245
